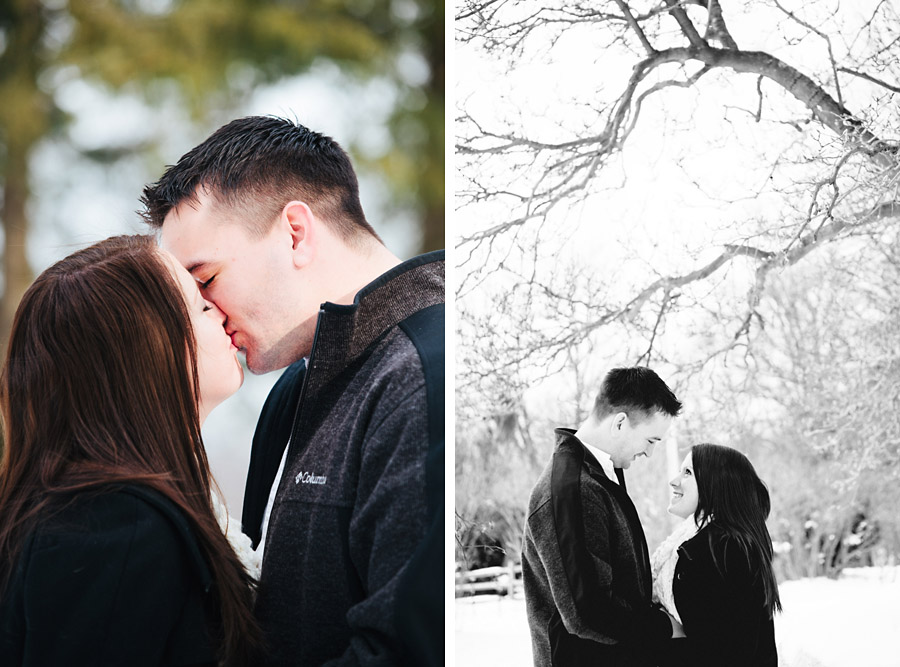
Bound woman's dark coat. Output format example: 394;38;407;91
0;485;218;666
660;523;778;667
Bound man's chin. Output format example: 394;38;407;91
244;348;298;376
241;348;267;375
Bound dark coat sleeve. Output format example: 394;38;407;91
395;304;445;667
660;531;769;667
12;492;214;667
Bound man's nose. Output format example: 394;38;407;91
212;303;227;325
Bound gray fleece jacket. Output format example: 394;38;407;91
247;252;444;666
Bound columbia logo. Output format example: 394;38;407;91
295;471;327;485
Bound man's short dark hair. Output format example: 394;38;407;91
140;115;381;243
592;367;682;422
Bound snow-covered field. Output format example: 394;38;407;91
455;567;900;666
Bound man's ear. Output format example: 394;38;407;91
612;411;628;432
283;200;316;268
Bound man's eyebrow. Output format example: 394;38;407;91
186;261;209;275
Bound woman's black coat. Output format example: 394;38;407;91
0;485;218;666
659;524;778;667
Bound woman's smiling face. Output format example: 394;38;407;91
668;451;699;519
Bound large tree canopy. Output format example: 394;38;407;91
457;0;899;371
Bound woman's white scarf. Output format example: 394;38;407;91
650;516;699;624
212;492;262;581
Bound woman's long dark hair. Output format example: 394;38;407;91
691;443;782;617
0;235;259;664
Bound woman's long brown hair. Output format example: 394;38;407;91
0;235;259;664
691;443;782;617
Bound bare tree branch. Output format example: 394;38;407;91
837;67;900;95
456;0;900;388
661;0;706;48
457;41;899;266
703;0;738;50
635;289;673;365
455;0;507;23
613;0;656;55
773;0;845;107
648;47;896;167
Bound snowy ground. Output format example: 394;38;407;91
454;567;900;666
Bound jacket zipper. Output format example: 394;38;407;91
285;306;326;462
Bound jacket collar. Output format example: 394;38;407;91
306;250;444;394
554;427;623;490
555;428;603;476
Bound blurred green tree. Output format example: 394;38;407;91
0;0;443;342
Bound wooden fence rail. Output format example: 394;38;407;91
455;563;523;598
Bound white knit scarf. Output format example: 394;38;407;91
650;516;699;623
212;491;262;581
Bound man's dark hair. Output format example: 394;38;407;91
140;115;381;243
592;366;682;422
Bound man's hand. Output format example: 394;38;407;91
668;613;686;638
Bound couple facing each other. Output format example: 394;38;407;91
0;117;445;666
523;367;781;667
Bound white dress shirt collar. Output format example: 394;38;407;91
579;437;619;485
